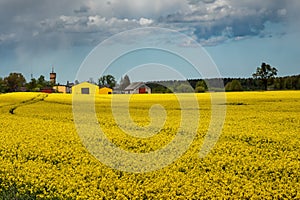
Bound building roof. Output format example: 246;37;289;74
124;82;148;91
99;87;112;91
72;82;98;88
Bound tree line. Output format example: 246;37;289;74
0;73;54;93
1;63;299;93
149;63;300;93
147;74;300;93
187;74;300;92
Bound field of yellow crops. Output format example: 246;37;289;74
0;91;299;199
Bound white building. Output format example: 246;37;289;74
124;82;151;94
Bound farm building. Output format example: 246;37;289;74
53;85;67;93
124;82;151;94
99;87;112;94
53;82;73;93
72;82;99;95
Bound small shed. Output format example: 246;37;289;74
53;85;67;93
72;82;99;95
99;87;112;94
124;82;151;94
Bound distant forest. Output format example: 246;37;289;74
147;74;300;93
1;70;299;93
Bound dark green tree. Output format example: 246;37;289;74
195;80;208;93
0;77;7;93
98;75;116;89
285;77;293;89
37;75;48;87
273;78;281;90
4;72;26;92
252;63;278;90
26;78;38;91
296;77;300;90
225;80;243;91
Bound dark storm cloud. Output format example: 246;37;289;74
0;0;296;51
157;0;289;45
188;0;216;4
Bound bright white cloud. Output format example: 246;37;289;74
139;18;153;26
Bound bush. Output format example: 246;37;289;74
225;80;243;91
195;86;206;93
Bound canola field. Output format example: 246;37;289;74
0;91;299;199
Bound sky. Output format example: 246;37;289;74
0;0;299;84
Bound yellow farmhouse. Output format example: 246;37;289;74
72;82;99;94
